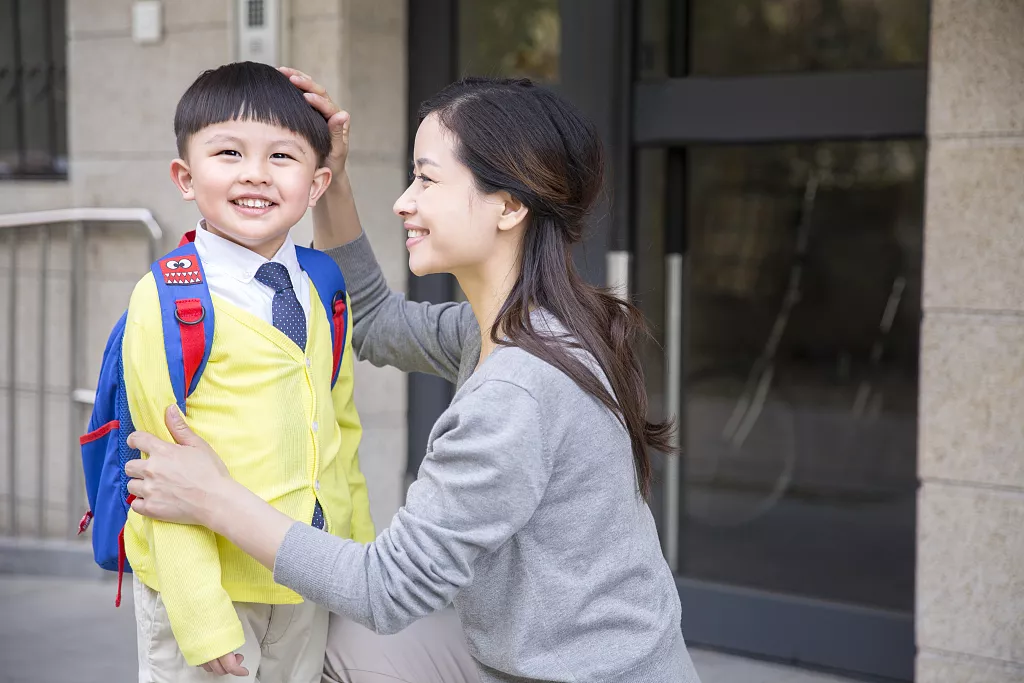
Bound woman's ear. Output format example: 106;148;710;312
308;166;333;207
170;159;195;201
497;193;529;232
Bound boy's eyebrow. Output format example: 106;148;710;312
272;139;308;157
204;133;244;146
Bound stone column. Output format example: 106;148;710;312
918;1;1024;681
290;0;409;529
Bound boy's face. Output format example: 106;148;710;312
171;119;331;258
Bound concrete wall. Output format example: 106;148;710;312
917;1;1024;681
0;0;408;537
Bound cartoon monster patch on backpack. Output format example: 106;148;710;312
77;231;349;606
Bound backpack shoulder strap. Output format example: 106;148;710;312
295;246;348;389
151;235;215;414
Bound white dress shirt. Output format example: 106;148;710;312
191;221;310;325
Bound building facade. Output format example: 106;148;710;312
1;1;1022;681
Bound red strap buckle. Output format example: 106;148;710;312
175;299;206;395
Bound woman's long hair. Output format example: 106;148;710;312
421;77;673;498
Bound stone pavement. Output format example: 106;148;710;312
0;576;860;683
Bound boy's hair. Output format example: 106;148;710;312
174;61;332;166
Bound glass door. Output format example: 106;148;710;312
633;1;929;679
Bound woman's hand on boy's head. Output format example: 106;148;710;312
279;67;350;176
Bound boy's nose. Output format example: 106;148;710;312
239;161;272;185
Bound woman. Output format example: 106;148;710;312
126;71;701;683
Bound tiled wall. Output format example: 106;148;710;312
917;1;1024;680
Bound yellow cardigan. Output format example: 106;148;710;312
122;272;375;665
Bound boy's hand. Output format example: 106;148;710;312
279;67;350;176
200;652;248;676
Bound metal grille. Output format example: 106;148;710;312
247;0;265;28
0;0;67;179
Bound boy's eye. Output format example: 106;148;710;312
217;149;240;157
271;153;294;160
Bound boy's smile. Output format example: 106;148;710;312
171;119;332;259
231;193;276;216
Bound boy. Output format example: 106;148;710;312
122;61;374;682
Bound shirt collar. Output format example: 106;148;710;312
192;220;303;286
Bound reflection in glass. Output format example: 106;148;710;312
690;0;929;76
636;141;924;611
459;0;560;83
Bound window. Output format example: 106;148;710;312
690;0;928;76
0;0;67;180
247;0;265;28
679;140;923;610
459;0;560;83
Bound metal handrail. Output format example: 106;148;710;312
1;208;164;539
0;208;163;241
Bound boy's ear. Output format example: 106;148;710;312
307;166;333;207
170;159;195;201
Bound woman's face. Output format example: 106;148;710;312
393;113;508;278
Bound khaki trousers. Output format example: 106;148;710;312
323;608;482;683
133;576;329;683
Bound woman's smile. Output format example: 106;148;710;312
405;222;429;249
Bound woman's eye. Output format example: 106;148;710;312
416;173;434;184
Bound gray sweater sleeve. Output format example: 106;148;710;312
324;234;477;384
273;379;551;634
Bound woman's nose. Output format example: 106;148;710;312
393;184;416;217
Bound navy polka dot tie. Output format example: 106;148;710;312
254;262;325;530
254;262;306;351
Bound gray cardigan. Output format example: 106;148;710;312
274;234;701;682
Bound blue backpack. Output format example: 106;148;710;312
78;231;349;605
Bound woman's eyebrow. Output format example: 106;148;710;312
415;157;441;169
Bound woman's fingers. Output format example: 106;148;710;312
129;496;150;517
126;477;144;498
124;456;147;479
279;66;328;96
162;404;214;450
126;429;167;455
303;91;342;121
